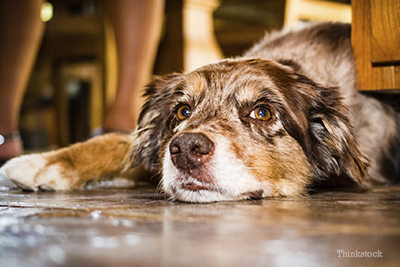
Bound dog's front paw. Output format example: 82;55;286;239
1;154;47;191
0;153;74;191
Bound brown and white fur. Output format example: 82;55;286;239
1;22;399;203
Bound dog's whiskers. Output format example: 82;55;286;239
133;125;155;135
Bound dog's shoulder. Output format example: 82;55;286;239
243;22;355;98
244;22;351;59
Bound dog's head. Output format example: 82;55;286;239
128;58;369;203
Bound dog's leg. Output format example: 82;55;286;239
0;133;133;191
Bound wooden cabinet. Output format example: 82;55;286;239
352;0;400;91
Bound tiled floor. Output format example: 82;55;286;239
0;174;399;267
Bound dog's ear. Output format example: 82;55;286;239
299;78;370;184
125;74;182;171
280;74;370;185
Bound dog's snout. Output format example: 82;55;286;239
169;133;214;170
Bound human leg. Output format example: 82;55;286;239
0;0;45;160
104;0;165;131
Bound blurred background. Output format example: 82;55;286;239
19;0;351;151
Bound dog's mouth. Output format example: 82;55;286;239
177;175;219;192
181;182;213;191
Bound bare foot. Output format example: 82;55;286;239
0;133;22;161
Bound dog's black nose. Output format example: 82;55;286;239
169;133;214;170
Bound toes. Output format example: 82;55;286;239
38;184;55;192
9;179;36;192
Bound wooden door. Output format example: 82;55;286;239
352;0;400;91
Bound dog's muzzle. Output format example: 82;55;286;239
169;132;214;171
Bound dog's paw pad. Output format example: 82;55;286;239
10;179;36;192
38;184;55;192
0;154;47;191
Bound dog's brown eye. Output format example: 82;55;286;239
177;105;191;120
250;107;271;121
